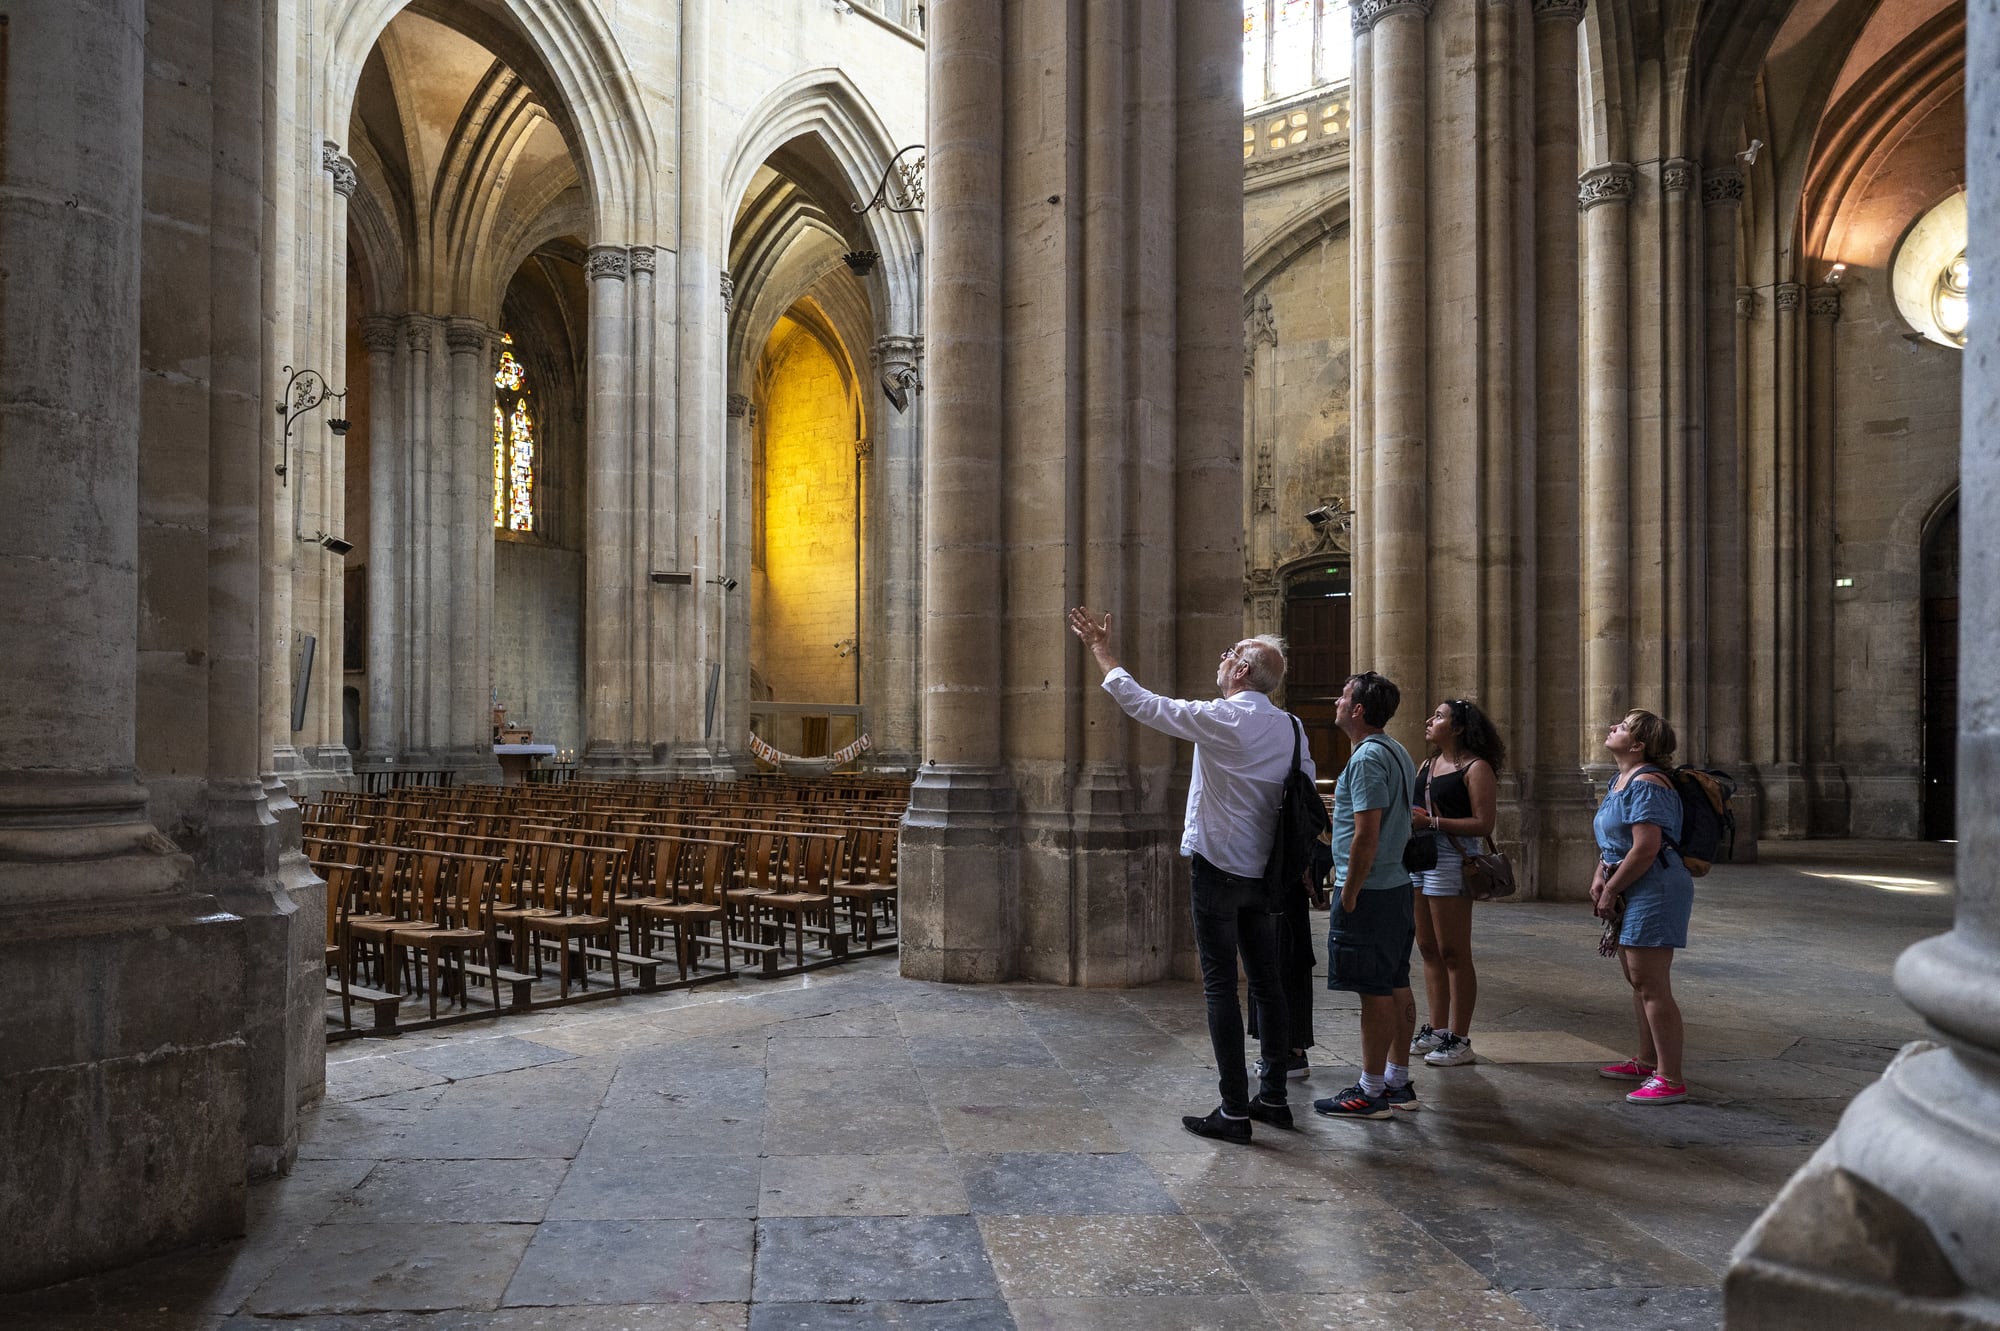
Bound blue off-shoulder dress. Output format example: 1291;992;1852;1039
1593;773;1695;949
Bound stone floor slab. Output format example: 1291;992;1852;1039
1006;1295;1267;1331
1509;1283;1722;1330
241;1222;535;1314
333;1158;570;1224
752;1216;1000;1303
1258;1288;1549;1330
959;1152;1177;1216
758;1152;971;1217
977;1215;1242;1298
933;1105;1125;1154
746;1301;1017;1331
504;1219;754;1306
1461;1030;1628;1065
395;1036;580;1081
1192;1208;1485;1295
548;1151;760;1220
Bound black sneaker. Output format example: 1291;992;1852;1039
1182;1106;1253;1143
1312;1084;1393;1120
1383;1080;1421;1112
1252;1052;1311;1081
1245;1095;1295;1130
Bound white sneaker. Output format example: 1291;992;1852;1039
1409;1024;1447;1056
1424;1035;1476;1067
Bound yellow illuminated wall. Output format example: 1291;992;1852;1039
753;315;860;706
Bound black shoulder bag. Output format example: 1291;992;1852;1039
1263;716;1332;912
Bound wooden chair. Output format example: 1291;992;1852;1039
834;825;900;949
758;832;843;966
388;851;508;1020
523;844;627;998
493;838;569;974
641;837;738;981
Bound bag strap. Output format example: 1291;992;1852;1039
1624;763;1683;857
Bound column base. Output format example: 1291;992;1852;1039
0;834;250;1292
1755;761;1811;839
900;765;1020;982
1016;763;1175;986
1846;761;1922;839
1726;1040;2000;1329
1523;767;1602;902
1806;761;1852;837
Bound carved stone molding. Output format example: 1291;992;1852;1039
856;436;874;461
630;247;656;275
726;393;751;419
402;313;436;352
1776;282;1804;314
1352;0;1432;32
1736;287;1760;320
359;315;401;354
1247;291;1278;349
322;140;357;198
1702;168;1746;207
1577;163;1636;211
721;270;735;313
1531;0;1587;20
585;245;628;281
871;333;924;367
445;317;489;354
1662;158;1698;193
1809;286;1842;320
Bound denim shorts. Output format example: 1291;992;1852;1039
1328;882;1415;996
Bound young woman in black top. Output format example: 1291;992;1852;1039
1407;699;1505;1068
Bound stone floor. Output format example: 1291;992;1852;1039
17;840;1958;1331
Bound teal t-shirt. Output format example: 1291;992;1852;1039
1332;733;1416;891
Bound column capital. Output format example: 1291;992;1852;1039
359;315;401;353
1531;0;1587;21
870;332;925;367
1775;282;1804;313
1662;158;1698;193
1577;163;1636;211
1808;285;1842;320
1736;286;1761;320
402;312;436;351
585;245;629;281
444;316;490;353
726;393;751;419
321;139;358;198
1702;167;1746;207
630;246;656;275
1352;0;1431;32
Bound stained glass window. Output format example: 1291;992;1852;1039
1244;3;1267;106
492;336;535;532
1271;0;1313;98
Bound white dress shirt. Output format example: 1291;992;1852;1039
1101;666;1317;879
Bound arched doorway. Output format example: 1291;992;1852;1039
1283;559;1352;776
1921;493;1959;839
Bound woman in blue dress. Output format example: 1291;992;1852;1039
1590;709;1694;1105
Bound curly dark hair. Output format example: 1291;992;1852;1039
1435;698;1508;774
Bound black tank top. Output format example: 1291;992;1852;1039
1417;760;1475;820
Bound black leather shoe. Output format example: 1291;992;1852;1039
1245;1095;1295;1129
1181;1106;1253;1143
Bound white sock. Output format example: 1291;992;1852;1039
1359;1071;1385;1097
1385;1062;1409;1088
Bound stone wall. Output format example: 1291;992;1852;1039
494;541;585;755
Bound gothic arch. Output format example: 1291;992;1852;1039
1245;194;1351;295
322;0;657;243
720;69;923;331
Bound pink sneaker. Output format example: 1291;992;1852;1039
1625;1075;1688;1105
1598;1059;1655;1081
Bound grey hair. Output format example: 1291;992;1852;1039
1243;634;1287;693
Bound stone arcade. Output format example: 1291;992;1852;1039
0;0;1995;1324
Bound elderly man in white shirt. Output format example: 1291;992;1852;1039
1068;605;1315;1144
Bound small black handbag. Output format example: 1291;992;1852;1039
1402;758;1438;872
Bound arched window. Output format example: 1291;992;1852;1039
493;335;535;532
1244;0;1352;107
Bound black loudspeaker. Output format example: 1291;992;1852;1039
291;634;316;733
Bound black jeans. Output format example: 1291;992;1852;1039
1190;854;1290;1113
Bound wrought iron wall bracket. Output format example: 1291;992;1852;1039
853;144;927;215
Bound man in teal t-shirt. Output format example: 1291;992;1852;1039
1316;671;1420;1122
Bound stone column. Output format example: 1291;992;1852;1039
867;334;924;772
1578;162;1635;783
1660;159;1697;727
1804;284;1849;833
1349;12;1376;664
1529;0;1598;899
1758;279;1809;831
1363;0;1433;721
1728;17;2000;1320
0;0;249;1286
403;314;441;758
445;316;501;779
901;0;1017;982
1703;167;1755;846
582;245;637;770
723;391;754;760
361;315;402;762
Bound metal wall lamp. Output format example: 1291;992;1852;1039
276;366;349;485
